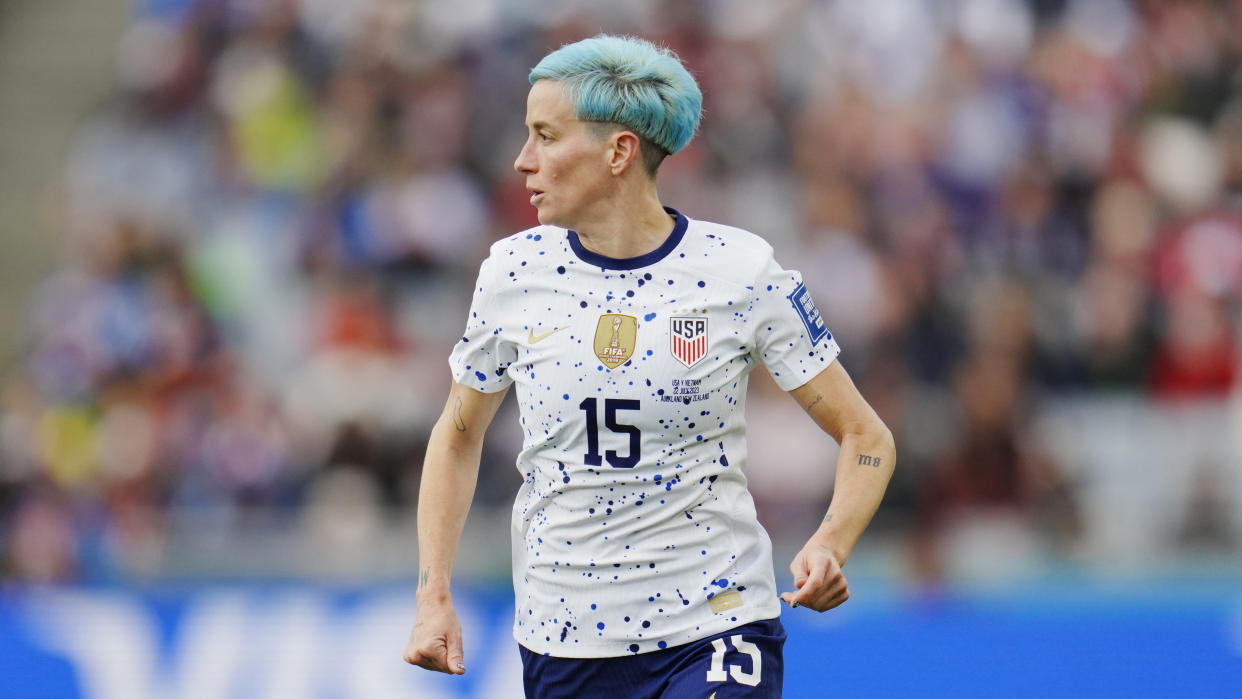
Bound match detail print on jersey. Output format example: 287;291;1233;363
594;314;638;369
670;316;708;368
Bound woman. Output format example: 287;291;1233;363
404;34;895;698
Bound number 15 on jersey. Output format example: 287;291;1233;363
579;397;641;469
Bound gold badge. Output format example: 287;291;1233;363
708;589;744;613
593;314;637;369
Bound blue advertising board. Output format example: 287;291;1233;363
2;581;1239;698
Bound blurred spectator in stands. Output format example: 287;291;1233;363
911;284;1080;583
3;487;79;583
1142;117;1241;399
1063;179;1159;390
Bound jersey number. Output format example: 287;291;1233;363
706;635;762;687
578;398;640;468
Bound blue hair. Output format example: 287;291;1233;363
529;35;702;158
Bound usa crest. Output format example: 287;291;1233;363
670;316;708;368
594;314;638;369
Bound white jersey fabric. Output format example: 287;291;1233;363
450;208;840;658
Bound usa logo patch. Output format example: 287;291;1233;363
787;282;829;346
670;317;708;368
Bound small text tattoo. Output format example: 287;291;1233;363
453;397;466;432
803;392;825;412
857;454;882;468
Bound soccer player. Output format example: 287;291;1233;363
403;35;895;698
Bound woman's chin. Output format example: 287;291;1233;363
535;208;567;228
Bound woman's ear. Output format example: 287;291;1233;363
609;130;641;175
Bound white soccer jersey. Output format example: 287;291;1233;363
450;209;840;658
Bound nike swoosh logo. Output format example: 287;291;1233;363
528;326;567;344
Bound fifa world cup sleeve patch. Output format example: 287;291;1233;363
787;282;830;346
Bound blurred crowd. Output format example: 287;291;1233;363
3;0;1242;585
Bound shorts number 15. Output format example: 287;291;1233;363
707;635;762;687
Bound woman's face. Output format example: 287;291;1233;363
513;80;616;230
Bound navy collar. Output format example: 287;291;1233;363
567;207;688;270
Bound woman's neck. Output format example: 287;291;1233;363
572;189;674;259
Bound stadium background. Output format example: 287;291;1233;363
1;0;1240;696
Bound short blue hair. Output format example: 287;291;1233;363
529;35;702;157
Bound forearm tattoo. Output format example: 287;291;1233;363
802;392;825;413
452;397;466;432
857;453;882;468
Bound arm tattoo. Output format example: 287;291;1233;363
452;397;466;432
857;454;882;468
802;392;825;413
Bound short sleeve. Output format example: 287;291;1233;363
448;255;518;393
748;255;841;391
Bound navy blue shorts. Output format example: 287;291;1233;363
519;617;785;698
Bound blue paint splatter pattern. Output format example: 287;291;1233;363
448;209;840;657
